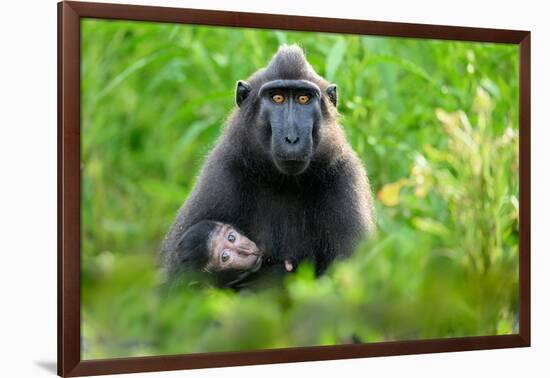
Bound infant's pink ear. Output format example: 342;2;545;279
284;260;294;272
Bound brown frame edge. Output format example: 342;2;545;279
70;335;528;377
58;1;531;376
58;1;81;377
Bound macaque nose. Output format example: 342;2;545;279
285;135;300;145
248;247;261;256
238;244;261;256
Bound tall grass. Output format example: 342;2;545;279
80;19;519;359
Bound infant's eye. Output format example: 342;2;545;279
297;95;310;104
272;94;285;104
221;250;231;262
227;233;236;243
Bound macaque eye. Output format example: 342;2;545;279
221;250;231;262
297;95;310;104
272;94;285;104
227;233;236;243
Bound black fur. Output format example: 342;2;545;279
173;221;216;273
161;44;375;280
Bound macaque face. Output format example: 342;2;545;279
204;223;262;273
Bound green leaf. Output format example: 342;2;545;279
325;39;347;82
412;217;449;237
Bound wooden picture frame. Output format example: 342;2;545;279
58;1;531;376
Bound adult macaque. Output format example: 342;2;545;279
162;45;374;283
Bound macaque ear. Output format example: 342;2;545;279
236;80;252;107
326;84;337;106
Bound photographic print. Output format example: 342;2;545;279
58;1;530;376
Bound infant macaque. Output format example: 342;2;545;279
175;220;263;287
174;220;298;288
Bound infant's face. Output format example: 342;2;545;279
205;223;262;273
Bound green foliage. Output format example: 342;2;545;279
80;19;519;359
